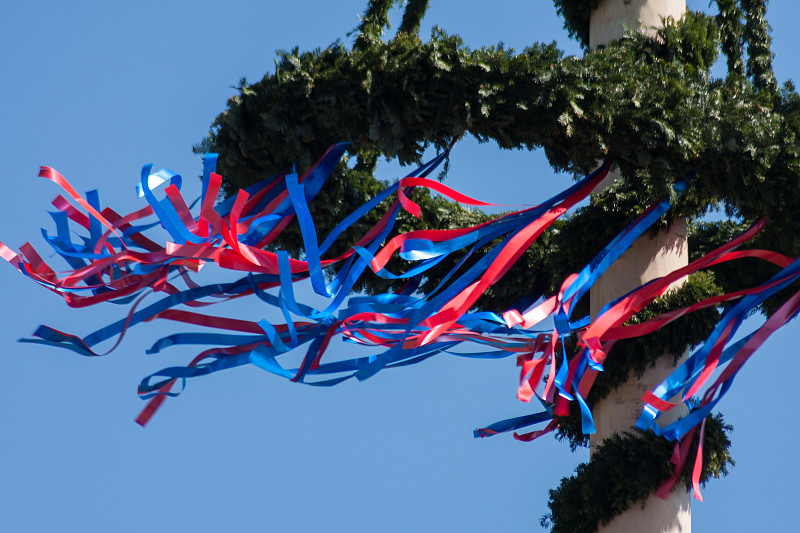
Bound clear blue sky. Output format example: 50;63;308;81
1;1;798;531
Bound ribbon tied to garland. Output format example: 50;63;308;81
3;144;800;501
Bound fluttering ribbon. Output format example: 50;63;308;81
3;144;800;480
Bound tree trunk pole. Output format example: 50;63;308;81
588;1;691;532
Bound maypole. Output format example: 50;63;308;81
589;1;691;532
8;0;794;530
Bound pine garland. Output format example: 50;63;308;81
543;414;734;533
195;6;800;296
742;0;777;92
552;0;600;48
716;0;746;77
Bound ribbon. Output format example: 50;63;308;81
4;144;800;463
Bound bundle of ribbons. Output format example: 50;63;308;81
3;144;799;500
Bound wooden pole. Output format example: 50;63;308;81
588;2;691;532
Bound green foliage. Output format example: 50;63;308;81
353;0;395;50
195;4;798;296
543;414;734;533
352;0;430;49
553;0;774;72
552;0;600;48
742;0;777;92
688;218;790;315
647;11;720;73
717;0;746;77
399;0;429;36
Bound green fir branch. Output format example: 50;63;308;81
543;414;734;533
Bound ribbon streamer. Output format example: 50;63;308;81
2;145;799;466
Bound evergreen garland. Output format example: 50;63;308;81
543;414;734;533
353;0;431;49
716;0;746;77
552;0;600;48
195;4;800;303
742;0;777;92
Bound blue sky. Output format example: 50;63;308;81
2;1;799;531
